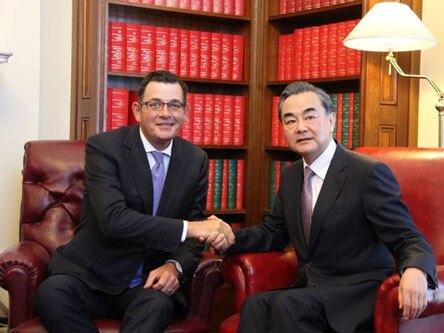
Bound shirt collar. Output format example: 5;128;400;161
303;139;337;180
139;127;173;157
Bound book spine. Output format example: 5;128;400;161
107;88;129;131
125;23;140;73
168;27;180;75
213;94;223;145
206;159;215;210
179;29;190;77
234;0;245;16
193;93;204;145
210;32;223;80
223;95;234;145
155;26;170;70
189;30;201;78
227;159;237;209
108;22;126;72
233;95;245;145
341;92;350;148
140;25;156;74
236;159;244;209
203;94;214;145
269;160;276;210
221;33;233;81
212;159;223;210
181;93;194;141
271;96;280;146
220;159;229;210
232;34;244;81
200;31;211;79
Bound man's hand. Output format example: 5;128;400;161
144;263;179;296
206;221;235;252
187;216;235;250
398;267;428;320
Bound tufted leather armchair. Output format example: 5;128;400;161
0;140;224;333
219;147;444;333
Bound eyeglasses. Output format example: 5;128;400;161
141;100;185;112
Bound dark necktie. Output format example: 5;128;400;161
151;151;165;216
301;166;315;243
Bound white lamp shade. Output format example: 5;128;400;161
343;2;438;52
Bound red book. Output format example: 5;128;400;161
193;93;204;145
200;31;211;79
277;34;286;81
155;26;170;70
279;0;286;14
190;0;201;11
210;32;222;80
213;0;223;13
202;0;213;12
166;0;179;6
287;0;296;13
231;222;242;229
220;159;229;210
302;0;312;11
128;0;141;3
213;94;224;145
128;90;139;126
107;88;129;131
285;34;294;80
179;29;190;77
125;23;140;73
293;29;303;80
168;28;180;75
236;159;244;209
206;159;215;210
203;94;214;145
232;34;244;81
271;96;280;146
327;23;337;78
310;25;320;79
141;0;155;3
234;0;245;16
233;95;245;145
221;34;233;81
320;0;330;6
178;0;190;9
301;27;312;79
154;0;166;5
140;25;156;74
345;20;358;76
336;21;347;77
223;0;235;15
181;93;194;141
312;0;321;8
189;30;201;78
222;95;234;145
108;22;126;72
319;24;329;78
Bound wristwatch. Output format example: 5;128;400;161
166;260;183;278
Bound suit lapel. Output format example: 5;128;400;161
308;145;347;252
156;138;186;216
124;126;153;214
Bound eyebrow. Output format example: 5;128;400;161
282;107;317;119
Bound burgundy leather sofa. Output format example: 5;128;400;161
0;140;224;333
219;147;444;333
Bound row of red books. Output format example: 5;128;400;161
108;22;245;81
270;92;360;149
268;159;292;210
207;159;244;211
178;93;245;146
277;19;361;81
124;0;246;16
107;87;245;146
279;0;356;14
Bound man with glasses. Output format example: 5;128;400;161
34;70;234;333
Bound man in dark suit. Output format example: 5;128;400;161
34;70;234;333
213;81;437;332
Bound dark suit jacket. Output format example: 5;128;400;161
49;126;208;299
229;143;437;332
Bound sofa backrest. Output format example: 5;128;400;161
20;140;86;255
355;147;444;265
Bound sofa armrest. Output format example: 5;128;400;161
184;252;224;323
0;241;51;328
221;247;298;312
374;265;444;333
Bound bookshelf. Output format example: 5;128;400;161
71;0;423;227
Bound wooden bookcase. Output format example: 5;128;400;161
71;0;422;227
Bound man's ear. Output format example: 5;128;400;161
132;101;142;122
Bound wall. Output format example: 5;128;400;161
418;0;444;147
0;0;72;308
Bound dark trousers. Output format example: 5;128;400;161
238;286;334;333
34;274;175;333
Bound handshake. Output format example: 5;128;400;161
187;215;235;252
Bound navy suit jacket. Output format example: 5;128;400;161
49;126;208;298
229;144;436;331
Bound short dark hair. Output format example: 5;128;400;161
278;81;332;122
137;70;188;103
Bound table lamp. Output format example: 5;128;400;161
343;1;444;147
